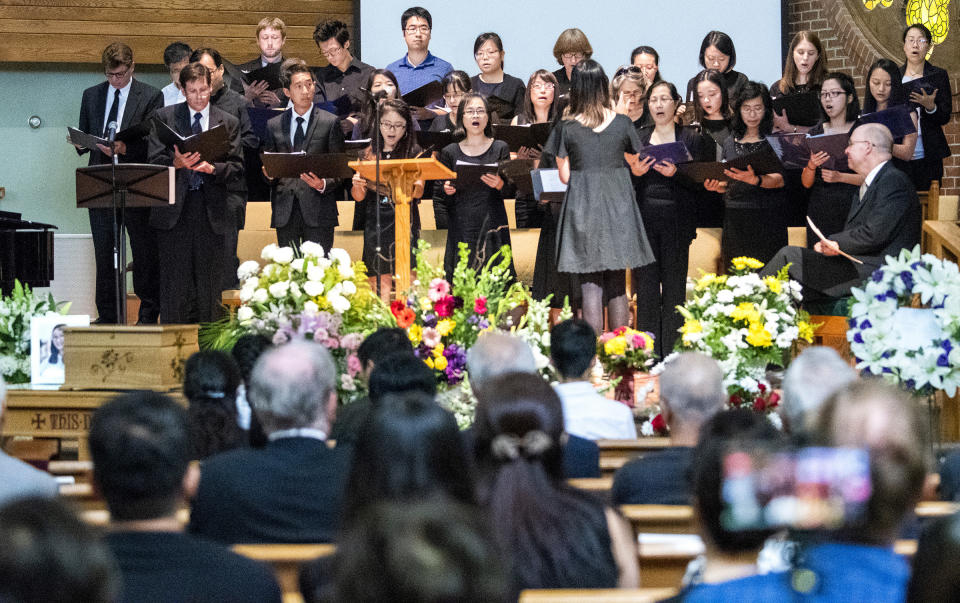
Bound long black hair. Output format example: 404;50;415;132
819;71;860;124
730;81;774;138
692;69;732;123
183;350;245;459
564;59;610;129
862;58;907;113
453;92;494;139
371;98;419;158
357;69;400;138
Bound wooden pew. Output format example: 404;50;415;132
48;460;94;483
58;482;103;512
621;505;696;535
232;543;336;603
519;588;678;602
597;438;673;464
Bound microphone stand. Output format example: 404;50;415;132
108;123;128;326
373;96;383;298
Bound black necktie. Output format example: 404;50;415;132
189;112;204;190
293;116;306;151
103;89;120;137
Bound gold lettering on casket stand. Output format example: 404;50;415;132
90;349;135;383
170;332;187;383
31;412;92;432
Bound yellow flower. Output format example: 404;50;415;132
432;344;445;358
408;324;422;346
798;320;815;343
694;273;718;291
763;275;782;294
604;336;627;356
746;322;773;347
436;319;455;336
730;302;760;323
424;357;434;369
434;355;448;371
732;256;764;271
419;297;433;311
681;320;702;334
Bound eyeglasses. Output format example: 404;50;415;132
905;37;929;47
463;109;487;117
443;92;464;101
404;25;431;34
321;46;344;58
847;139;875;148
562;52;584;61
620;90;643;99
105;67;131;80
614;65;643;78
531;82;555;91
740;105;765;115
475;50;501;59
819;90;846;99
382;121;406;132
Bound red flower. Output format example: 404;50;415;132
435;295;455;318
651;413;667;433
753;397;767;412
613;326;628;336
390;300;407;318
768;392;780;407
474;296;487;315
729;394;743;406
758;383;767;392
395;307;416;329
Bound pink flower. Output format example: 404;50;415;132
324;337;340;350
422;326;441;349
428;278;451;302
474;296;487;315
630;334;645;349
599;332;615;344
346;353;362;377
341;332;364;351
435;295;455;318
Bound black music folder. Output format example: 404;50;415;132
243;62;283;90
260;152;355;180
491;123;552;152
854;105;917;139
498;158;535;196
344;139;370;159
678;147;783;183
67;121;152;151
246;107;285;141
765;132;810;170
806;132;850;172
903;74;938;96
452;160;498;190
772;90;822;127
316;95;352;119
154;121;232;162
639;140;693;164
416;130;458;154
402;80;444;109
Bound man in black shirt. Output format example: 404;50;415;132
312;19;375;136
90;391;281;602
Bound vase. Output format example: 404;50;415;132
613;368;637;407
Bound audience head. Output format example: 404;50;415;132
357;327;414;377
550;318;597;380
693;68;730;122
183;350;244;459
101;42;134;89
368;351;436;404
441;70;472;116
781;30;825;92
314;19;352;69
342;392;474;525
552;28;592;70
466;331;537;393
255;16;286;60
658;352;725;438
816;380;927;545
692;409;787;554
332;501;508;603
905;512;960;603
863;57;907;112
630;45;661;85
566;59;611;128
89;391;193;521
0;497;117;603
231;333;273;384
247;340;338;435
845;122;894;174
731;80;773;137
698;30;737;73
521;69;558;123
400;7;432;52
781;346;856;439
819;71;860;123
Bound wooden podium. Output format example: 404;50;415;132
349;157;455;295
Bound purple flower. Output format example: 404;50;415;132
871;270;884;282
943;340;954;353
900;271;914;290
905;378;916;389
881;351;892;359
853;333;864;344
938;354;950;368
911;261;923;270
478;318;490;330
860;319;872;329
467;315;478;325
423;313;438;328
848;318;857;329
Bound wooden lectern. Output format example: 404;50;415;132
349;157;456;296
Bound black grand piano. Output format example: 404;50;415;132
0;210;56;295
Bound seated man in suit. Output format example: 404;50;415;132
239;16;287;107
147;62;243;324
77;42;163;324
161;41;191;107
612;352;725;505
188;340;352;543
466;332;600;478
90;390;281;602
761;123;920;303
0;377;58;507
262;62;345;251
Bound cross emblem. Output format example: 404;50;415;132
31;413;46;429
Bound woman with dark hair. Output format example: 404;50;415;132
350;98;423;301
437;92;515;277
692;69;733;228
863;58;918;164
704;81;786;265
352;69;407;140
182;350;245;460
802;72;863;248
551;28;593;96
471;32;525;122
428;70;471;133
632;81;701;356
771;30;827;132
899;23;953;191
685;31;749;105
543;59;654;333
230;333;271;447
631;45;662;86
473;373;638;594
510;69;556;230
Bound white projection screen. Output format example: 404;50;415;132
358;1;784;94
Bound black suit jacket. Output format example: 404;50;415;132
77;79;163;165
900;61;953;162
832;161;920;278
263;107;345;229
188;437;352;544
147;103;243;235
211;86;259;195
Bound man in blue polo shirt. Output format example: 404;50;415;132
386;6;453;95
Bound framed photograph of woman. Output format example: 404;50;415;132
30;314;90;386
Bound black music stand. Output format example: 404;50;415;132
76;164;174;325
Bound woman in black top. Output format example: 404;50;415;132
350;99;423;301
899;23;953;191
802;72;863;248
351;69;403;232
863;58;919;164
427;70;471;230
631;45;663;87
692;69;732;228
551;28;593;97
685;31;748;106
611;65;647;127
510;69;557;229
632;81;701;356
770;30;826;132
470;32;526;123
704;81;786;266
437;92;515;278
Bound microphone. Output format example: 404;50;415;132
107;121;118;143
359;87;389;101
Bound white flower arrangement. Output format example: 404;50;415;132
0;281;69;384
848;245;960;396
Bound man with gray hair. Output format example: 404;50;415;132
188;340;352;543
762;122;920;303
0;377;58;506
612;352;726;505
781;346;856;440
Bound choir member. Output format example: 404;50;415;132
312;19;375;136
611;65;647;126
551;28;593;97
630;46;662;86
161;42;191;107
863;58;918;163
685;31;748;106
543;60;654;333
771;31;826;132
386;6;453;95
239;17;287;107
692;69;732;227
429;70;471;133
470;32;526;122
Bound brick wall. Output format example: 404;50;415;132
786;0;960;198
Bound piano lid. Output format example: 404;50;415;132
0;210;57;230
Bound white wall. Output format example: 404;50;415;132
360;2;783;91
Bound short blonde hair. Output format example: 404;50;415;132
256;17;287;39
101;42;133;70
552;28;592;65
